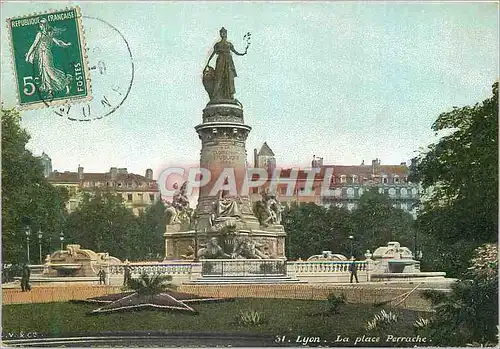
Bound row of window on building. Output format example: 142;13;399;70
334;174;408;184
327;186;419;198
123;193;157;202
81;181;156;189
67;192;157;212
282;186;419;198
327;201;417;213
269;185;418;198
68;192;156;205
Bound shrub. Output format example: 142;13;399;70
366;310;399;332
413;317;430;330
326;293;346;314
419;244;498;346
126;273;173;295
235;309;266;326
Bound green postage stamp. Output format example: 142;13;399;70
7;7;91;109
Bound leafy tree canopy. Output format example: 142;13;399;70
350;190;415;253
419;244;498;346
1;108;68;263
409;82;498;275
65;191;142;260
283;192;415;260
136;200;168;260
65;192;167;261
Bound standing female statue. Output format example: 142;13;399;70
25;18;73;95
203;27;250;102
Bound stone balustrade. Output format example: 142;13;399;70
200;259;287;277
290;260;370;283
109;262;192;276
20;255;432;287
292;261;368;274
105;260;370;284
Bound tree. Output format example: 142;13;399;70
282;195;414;260
1;108;68;263
325;205;355;256
64;190;142;260
410;82;498;276
136;200;167;260
64;191;167;261
350;191;415;254
418;244;498;346
283;203;347;259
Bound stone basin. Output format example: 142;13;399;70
49;264;83;271
387;259;415;273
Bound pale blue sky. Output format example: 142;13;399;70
1;1;498;177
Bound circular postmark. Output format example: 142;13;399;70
50;16;134;121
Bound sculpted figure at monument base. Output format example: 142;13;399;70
232;237;270;259
165;182;194;227
208;189;243;231
197;237;231;259
254;189;284;227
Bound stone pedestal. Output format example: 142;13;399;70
194;103;256;230
164;98;287;260
164;228;287;260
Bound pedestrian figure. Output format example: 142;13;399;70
123;265;131;286
97;268;106;285
349;257;359;284
21;264;31;292
2;264;12;283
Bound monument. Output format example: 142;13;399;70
164;28;287;260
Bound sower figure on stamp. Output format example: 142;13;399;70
21;263;31;292
25;18;73;95
349;257;359;283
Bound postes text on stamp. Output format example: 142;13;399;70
7;7;91;110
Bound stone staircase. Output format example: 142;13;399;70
185;275;307;284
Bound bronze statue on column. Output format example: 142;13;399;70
203;27;250;103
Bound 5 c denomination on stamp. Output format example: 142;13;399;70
7;7;91;110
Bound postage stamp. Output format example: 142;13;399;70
6;7;91;110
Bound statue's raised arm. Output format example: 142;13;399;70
229;41;248;56
202;27;250;104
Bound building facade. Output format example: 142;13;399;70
320;158;419;217
251;143;419;218
47;165;160;215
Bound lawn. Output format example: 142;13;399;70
2;298;430;346
3;299;429;346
